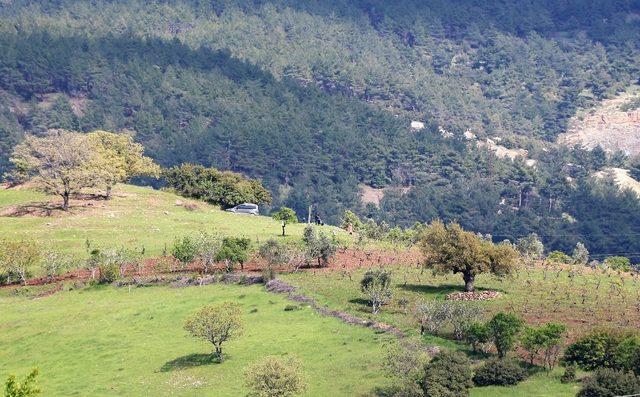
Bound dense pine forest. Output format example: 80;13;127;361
1;0;640;258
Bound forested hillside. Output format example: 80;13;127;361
1;0;640;258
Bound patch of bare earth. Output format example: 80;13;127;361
360;185;411;207
558;88;640;155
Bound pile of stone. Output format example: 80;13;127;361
446;290;501;301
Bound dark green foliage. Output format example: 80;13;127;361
272;207;298;224
422;351;473;397
577;369;640;397
560;365;577;383
163;164;271;208
603;256;632;272
487;312;524;358
466;322;491;353
0;2;640;260
472;358;527;386
216;237;251;271
563;330;626;371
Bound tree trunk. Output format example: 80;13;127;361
106;185;113;200
214;346;223;362
282;223;286;237
62;191;70;211
463;272;475;292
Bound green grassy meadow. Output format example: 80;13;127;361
0;184;348;259
0;283;392;396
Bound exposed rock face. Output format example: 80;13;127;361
594;167;640;197
558;89;640;156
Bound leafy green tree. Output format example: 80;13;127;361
487;312;524;358
419;221;518;292
4;368;41;397
360;268;393;314
184;302;243;362
171;235;199;266
216;237;251;271
244;356;307;397
516;233;544;265
466;322;491;353
340;210;363;233
87;130;160;199
547;251;572;264
520;323;567;369
272;207;297;236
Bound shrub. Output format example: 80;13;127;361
487;312;524;358
615;336;640;374
547;251;571;264
4;368;41;397
360;268;393;314
42;252;74;280
171;235;198;265
560;365;576;383
577;369;640;397
422;350;473;397
563;330;623;371
603;256;632;272
473;358;527;386
184;302;243;362
520;323;567;369
466;322;491;353
244;355;307;397
192;231;223;273
0;238;42;285
340;210;363;232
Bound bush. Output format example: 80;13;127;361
244;355;307;397
0;238;42;285
383;339;432;395
577;369;640;397
414;300;450;336
449;303;484;340
360;268;393;314
603;256;632;272
422;351;474;397
171;235;198;265
560;365;576;383
487;312;524;358
466;322;491;353
303;225;336;267
473;358;527;386
547;251;571;264
563;330;624;371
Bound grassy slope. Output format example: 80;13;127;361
282;265;639;397
0;284;392;396
0;184;348;258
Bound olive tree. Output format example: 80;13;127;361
360;268;393;314
184;302;243;362
419;220;518;292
